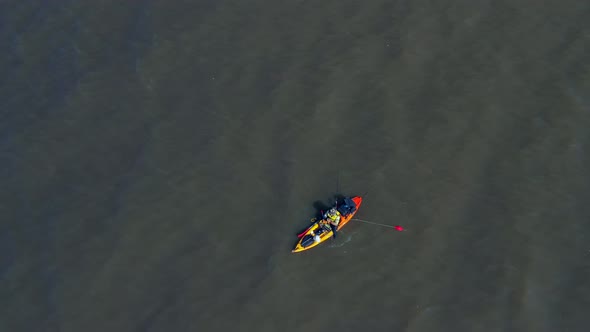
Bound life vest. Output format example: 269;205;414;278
326;209;341;224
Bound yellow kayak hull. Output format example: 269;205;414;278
292;196;363;253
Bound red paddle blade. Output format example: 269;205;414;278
394;225;404;231
298;226;312;238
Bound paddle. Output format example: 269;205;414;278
297;208;325;238
351;218;404;232
297;218;318;238
297;229;309;238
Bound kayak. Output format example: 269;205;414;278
292;196;363;253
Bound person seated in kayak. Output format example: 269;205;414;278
324;208;341;227
322;208;341;238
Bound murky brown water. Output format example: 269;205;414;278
1;1;589;331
